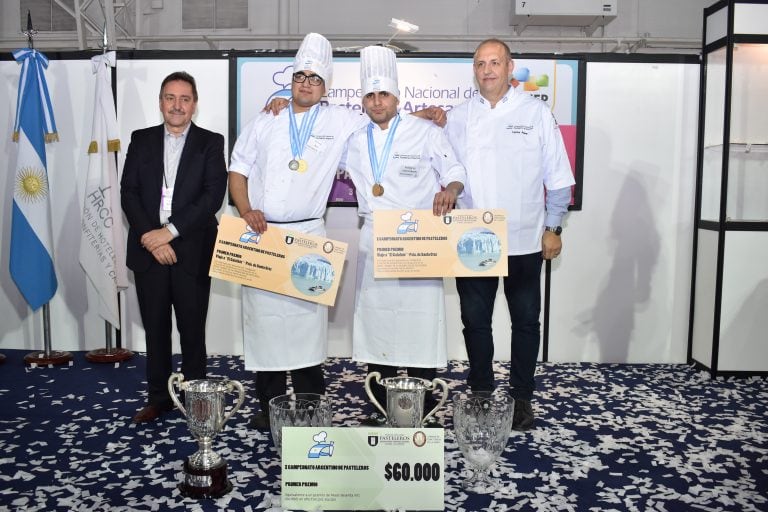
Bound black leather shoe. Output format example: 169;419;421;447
248;411;270;430
512;399;535;432
132;404;171;423
359;412;387;427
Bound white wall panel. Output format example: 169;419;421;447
548;61;698;363
691;229;718;366
718;231;768;372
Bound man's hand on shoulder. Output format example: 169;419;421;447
262;97;290;116
412;106;447;128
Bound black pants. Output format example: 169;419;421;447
456;252;543;400
135;264;210;409
255;365;325;413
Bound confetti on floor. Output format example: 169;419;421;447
0;351;766;511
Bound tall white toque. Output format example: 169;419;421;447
360;45;400;99
293;32;333;85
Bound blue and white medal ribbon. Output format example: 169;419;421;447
287;103;319;173
367;114;401;197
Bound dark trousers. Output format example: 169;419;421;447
134;264;211;409
366;363;439;416
255;365;326;414
456;252;542;401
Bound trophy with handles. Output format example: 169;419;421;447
168;373;245;498
364;372;449;427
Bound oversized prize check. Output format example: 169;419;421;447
209;214;347;306
281;427;444;511
373;208;508;278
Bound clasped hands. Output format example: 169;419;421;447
141;227;177;265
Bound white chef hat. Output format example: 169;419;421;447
293;32;333;85
360;45;400;99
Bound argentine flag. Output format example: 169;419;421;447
10;48;58;310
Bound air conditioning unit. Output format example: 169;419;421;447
510;0;617;34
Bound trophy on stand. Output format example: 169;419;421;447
364;372;449;427
168;373;245;498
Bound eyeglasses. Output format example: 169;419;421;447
292;72;324;87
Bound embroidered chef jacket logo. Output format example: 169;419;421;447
506;124;533;135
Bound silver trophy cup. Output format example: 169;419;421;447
364;372;449;427
168;373;245;498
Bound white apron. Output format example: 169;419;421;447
243;219;328;371
352;220;448;368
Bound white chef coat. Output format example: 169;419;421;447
230;104;367;371
341;115;467;367
445;86;575;255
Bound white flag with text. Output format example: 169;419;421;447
79;51;127;329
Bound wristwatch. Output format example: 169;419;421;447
545;226;562;236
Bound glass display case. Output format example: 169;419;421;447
688;0;768;375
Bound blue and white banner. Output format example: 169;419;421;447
10;48;58;311
79;51;127;329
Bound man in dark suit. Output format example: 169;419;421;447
121;71;227;423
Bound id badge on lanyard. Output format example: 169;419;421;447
161;186;174;211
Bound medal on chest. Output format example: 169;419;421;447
288;158;308;173
288;104;319;173
367;115;401;199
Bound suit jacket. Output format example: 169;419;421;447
120;122;227;277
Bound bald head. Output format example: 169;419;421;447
474;38;512;61
473;39;513;106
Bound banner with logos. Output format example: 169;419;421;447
236;55;581;207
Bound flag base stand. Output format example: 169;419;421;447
24;350;73;366
85;347;132;363
25;305;72;366
86;320;132;363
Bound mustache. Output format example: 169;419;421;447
168;108;185;114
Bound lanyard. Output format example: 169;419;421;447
288;103;319;160
163;133;185;187
367;114;401;186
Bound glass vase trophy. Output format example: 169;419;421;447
168;373;245;498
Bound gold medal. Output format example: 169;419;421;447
372;183;384;197
297;159;308;173
289;159;300;171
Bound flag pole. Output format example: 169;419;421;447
24;303;73;366
85;288;132;363
84;25;131;364
14;13;72;367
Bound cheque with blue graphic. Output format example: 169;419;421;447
373;209;508;278
209;214;347;306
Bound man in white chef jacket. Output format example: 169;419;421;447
341;46;466;426
228;33;370;429
445;38;575;432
